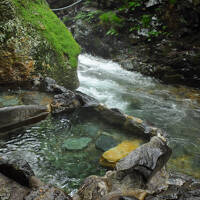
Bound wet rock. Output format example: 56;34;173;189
41;77;69;94
76;171;147;200
0;172;30;200
0;0;80;90
116;136;172;181
0;95;21;107
95;133;118;152
145;0;162;8
76;92;167;140
100;140;142;168
51;91;81;114
77;175;109;200
0;105;50;135
75;91;100;108
62;137;92;150
0;155;34;187
21;91;53;106
25;185;72;200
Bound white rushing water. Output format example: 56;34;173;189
78;54;200;177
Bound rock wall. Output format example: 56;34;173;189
0;0;81;90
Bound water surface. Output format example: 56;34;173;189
78;54;200;178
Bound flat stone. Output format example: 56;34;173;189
95;133;118;152
100;140;142;168
62;137;92;150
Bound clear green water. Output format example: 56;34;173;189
1;54;200;193
0;113;142;191
78;54;200;179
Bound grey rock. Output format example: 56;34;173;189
42;77;69;94
0;155;34;187
116;136;172;181
25;185;72;200
0;105;50;135
51;91;80;114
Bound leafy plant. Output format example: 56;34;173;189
75;11;101;23
106;28;119;36
169;0;177;4
141;14;152;28
99;11;124;27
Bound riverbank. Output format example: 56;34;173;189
53;0;200;88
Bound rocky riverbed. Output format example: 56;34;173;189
0;76;200;200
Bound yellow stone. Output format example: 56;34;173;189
126;115;143;124
100;140;142;168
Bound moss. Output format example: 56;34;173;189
12;0;81;68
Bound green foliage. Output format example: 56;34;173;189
99;11;124;27
169;0;177;4
118;0;143;11
106;28;119;36
75;10;101;23
99;11;124;36
12;0;80;68
141;14;152;28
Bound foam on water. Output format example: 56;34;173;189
78;54;200;178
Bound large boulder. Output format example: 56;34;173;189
0;156;72;200
0;105;50;135
0;155;34;187
99;140;142;168
0;0;80;90
116;136;172;181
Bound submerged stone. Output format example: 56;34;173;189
100;140;142;168
62;137;92;150
95;133;118;152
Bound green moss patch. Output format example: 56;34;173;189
12;0;80;68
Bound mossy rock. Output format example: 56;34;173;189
0;0;81;90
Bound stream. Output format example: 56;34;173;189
78;54;200;178
0;54;200;192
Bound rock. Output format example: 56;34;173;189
25;185;72;200
0;0;80;90
0;155;34;187
95;133;118;152
51;91;81;114
40;77;69;94
0;105;50;135
0;95;21;107
77;175;109;200
100;140;142;168
62;137;92;150
75;91;100;108
0;172;30;200
29;176;45;189
76;171;147;200
116;136;172;181
21;91;53;106
145;0;162;8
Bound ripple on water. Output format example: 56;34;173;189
0;114;144;191
78;54;200;179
